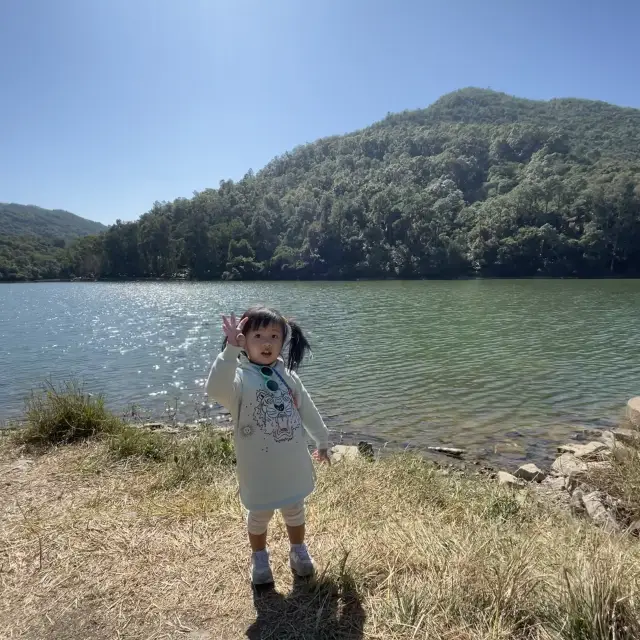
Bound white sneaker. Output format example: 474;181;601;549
289;544;315;577
251;550;274;586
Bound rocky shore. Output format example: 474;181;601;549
134;397;640;535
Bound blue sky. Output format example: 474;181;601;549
2;0;639;225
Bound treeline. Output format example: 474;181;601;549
3;88;640;282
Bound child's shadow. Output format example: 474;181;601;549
246;573;366;640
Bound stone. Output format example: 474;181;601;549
515;463;546;483
541;476;567;491
600;430;616;449
628;397;640;427
557;441;608;460
611;444;636;463
570;488;585;514
330;445;361;463
582;491;620;532
497;471;524;488
613;428;640;447
427;446;465;458
557;443;581;455
357;441;375;459
551;453;588;477
585;461;611;474
493;441;524;454
143;422;165;430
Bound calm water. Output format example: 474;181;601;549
1;280;639;465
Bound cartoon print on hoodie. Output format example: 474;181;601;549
253;387;302;442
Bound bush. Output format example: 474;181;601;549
20;381;122;447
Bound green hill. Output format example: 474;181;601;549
0;204;106;281
380;88;640;161
0;203;107;241
4;88;640;281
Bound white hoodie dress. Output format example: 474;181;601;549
206;345;329;511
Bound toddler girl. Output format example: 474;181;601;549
206;306;330;586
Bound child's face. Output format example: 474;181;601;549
242;322;285;366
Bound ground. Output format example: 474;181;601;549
1;435;640;640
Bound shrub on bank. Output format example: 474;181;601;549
20;381;122;446
16;382;235;486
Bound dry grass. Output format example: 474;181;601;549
1;434;640;640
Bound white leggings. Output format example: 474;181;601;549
246;501;305;535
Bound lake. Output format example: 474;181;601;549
1;280;639;466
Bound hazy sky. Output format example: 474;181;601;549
2;0;639;225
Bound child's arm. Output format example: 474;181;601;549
291;373;329;452
205;345;242;411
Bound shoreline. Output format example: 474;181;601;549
3;274;640;284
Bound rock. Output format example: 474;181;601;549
611;444;636;463
613;428;640;447
582;491;620;532
600;430;616;449
557;441;608;460
585;461;611;474
357;441;375;459
541;476;567;491
427;446;465;458
497;471;524;488
493;441;525;454
570;488;585;514
551;453;588;477
143;422;165;430
557;443;583;454
515;463;546;483
628;397;640;427
330;445;361;463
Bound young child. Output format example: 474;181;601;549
206;306;330;586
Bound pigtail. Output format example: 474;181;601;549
286;321;311;372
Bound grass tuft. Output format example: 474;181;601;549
106;423;171;461
18;380;122;447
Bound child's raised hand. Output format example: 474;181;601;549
222;313;247;347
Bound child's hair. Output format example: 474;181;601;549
222;306;311;371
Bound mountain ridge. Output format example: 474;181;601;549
0;203;107;241
2;88;640;281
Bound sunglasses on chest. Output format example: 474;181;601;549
256;365;292;394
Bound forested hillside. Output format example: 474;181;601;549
1;203;106;239
0;204;107;281
3;88;640;281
